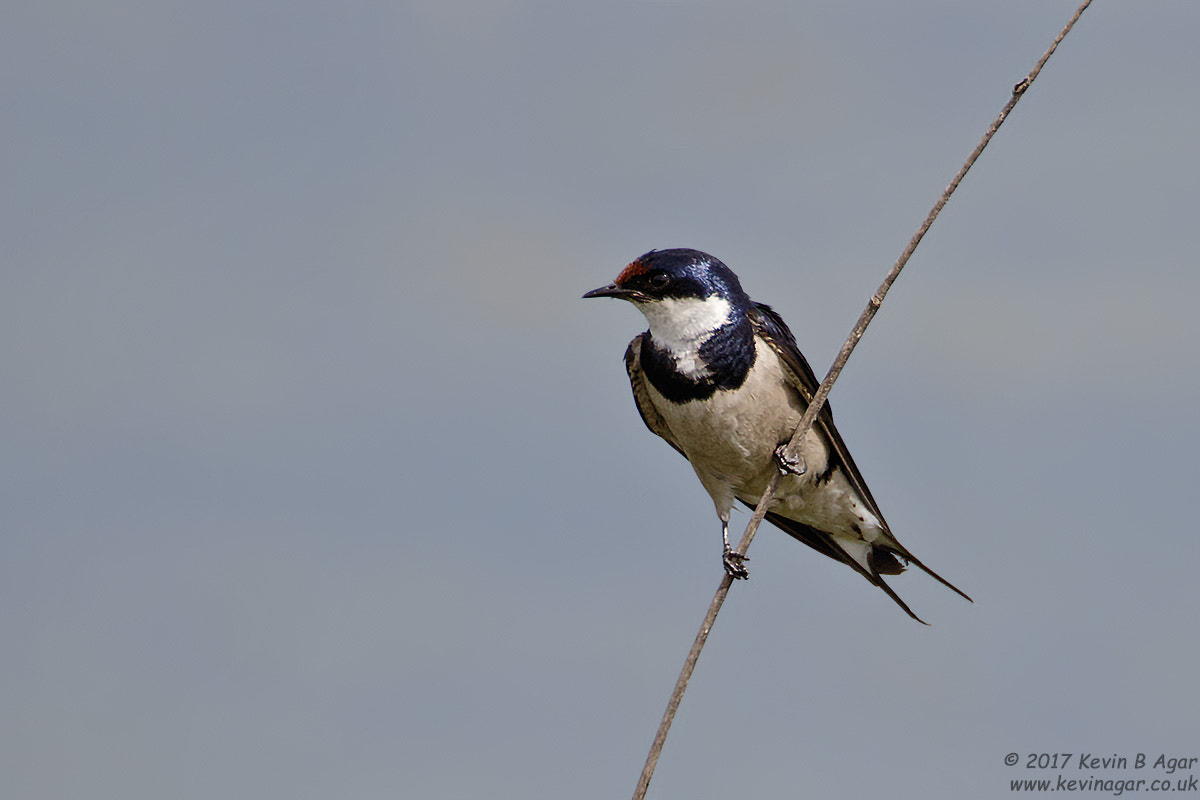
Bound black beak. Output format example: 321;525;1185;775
583;282;631;300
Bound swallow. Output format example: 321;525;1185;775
584;248;970;622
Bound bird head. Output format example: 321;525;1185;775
583;248;746;304
583;249;750;345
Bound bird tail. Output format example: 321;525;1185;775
761;511;972;624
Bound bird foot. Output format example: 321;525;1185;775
722;548;750;579
774;443;807;476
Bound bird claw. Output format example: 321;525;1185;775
774;443;807;476
722;548;750;579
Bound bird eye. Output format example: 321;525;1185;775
648;272;670;290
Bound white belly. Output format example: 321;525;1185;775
649;341;814;501
648;338;879;543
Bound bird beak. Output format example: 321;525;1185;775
583;282;631;300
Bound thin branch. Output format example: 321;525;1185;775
631;3;1093;798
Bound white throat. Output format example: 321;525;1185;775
639;295;734;379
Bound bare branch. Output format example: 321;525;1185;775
631;3;1093;798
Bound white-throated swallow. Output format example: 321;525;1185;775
584;248;970;622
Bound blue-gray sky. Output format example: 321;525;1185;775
4;3;1199;798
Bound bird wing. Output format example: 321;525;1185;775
748;302;972;614
623;333;686;458
747;302;884;514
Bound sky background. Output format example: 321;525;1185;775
4;2;1199;798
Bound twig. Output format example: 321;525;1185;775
631;3;1093;798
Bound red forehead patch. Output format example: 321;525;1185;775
615;256;651;284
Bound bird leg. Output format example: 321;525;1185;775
774;442;807;477
721;520;749;579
